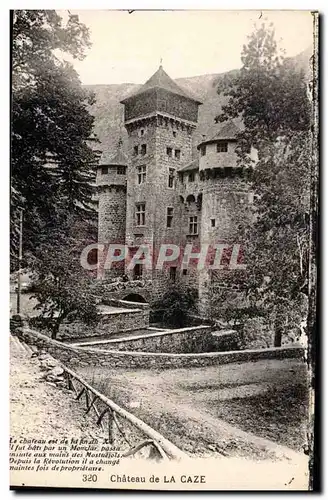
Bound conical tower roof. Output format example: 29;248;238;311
197;120;241;148
121;65;202;104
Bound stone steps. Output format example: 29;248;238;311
10;334;26;353
11;334;34;356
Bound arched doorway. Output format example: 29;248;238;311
123;293;147;304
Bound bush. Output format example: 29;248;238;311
152;285;197;328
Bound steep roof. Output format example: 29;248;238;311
121;65;202;104
101;144;127;166
197;120;241;148
179;159;199;172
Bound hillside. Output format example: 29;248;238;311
86;47;312;164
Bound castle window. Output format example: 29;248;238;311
217;141;228;153
200;145;206;156
139;128;145;137
211;218;216;227
175;149;181;160
166;207;173;228
169;266;177;282
182;269;188;276
173;131;177;137
136;203;146;226
117;166;126;175
133;263;143;280
141;144;147;155
101;166;108;175
188;172;195;183
133;145;139;156
189;216;198;235
168;168;175;188
137;165;146;184
166;147;172;157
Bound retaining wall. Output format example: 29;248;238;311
72;326;243;354
73;326;215;353
17;328;305;370
59;307;149;340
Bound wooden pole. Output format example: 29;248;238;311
16;209;23;315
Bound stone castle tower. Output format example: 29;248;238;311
120;65;202;296
96;65;254;313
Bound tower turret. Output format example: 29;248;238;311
97;140;127;278
196;120;253;315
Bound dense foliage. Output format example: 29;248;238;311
152;285;197;327
11;10;101;332
29;214;99;338
216;23;312;345
11;10;99;263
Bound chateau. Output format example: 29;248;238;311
96;65;256;315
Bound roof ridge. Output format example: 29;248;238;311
121;65;202;104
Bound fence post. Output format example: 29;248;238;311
108;410;116;444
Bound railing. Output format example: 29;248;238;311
62;364;187;462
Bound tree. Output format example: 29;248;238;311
11;10;99;261
152;285;197;327
29;214;99;339
217;23;310;154
216;22;312;346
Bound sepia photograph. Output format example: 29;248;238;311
9;8;319;491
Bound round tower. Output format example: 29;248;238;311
97;141;127;278
196;121;253;316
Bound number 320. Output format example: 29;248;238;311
82;474;98;482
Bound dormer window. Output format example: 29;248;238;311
217;141;228;153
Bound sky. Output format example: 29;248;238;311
58;10;313;85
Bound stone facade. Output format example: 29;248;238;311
96;65;256;315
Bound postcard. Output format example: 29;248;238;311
10;9;318;491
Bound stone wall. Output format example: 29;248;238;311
73;327;251;354
73;326;215;353
18;328;305;370
59;307;149;340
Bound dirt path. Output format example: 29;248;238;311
78;359;308;461
10;335;104;441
